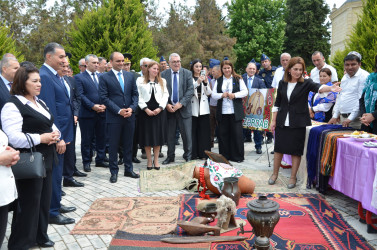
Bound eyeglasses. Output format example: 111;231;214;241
171;60;181;64
143;64;148;67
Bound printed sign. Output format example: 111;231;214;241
242;88;275;131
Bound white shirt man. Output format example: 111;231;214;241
310;51;338;83
271;53;291;89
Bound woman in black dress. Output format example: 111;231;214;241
137;61;169;170
190;59;212;159
269;57;341;189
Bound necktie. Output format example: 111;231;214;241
118;72;124;92
56;74;69;97
172;72;178;104
8;82;12;89
248;77;253;93
92;72;98;87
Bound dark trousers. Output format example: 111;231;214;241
253;130;263;149
49;154;63;217
79;116;106;165
218;114;244;162
9;170;52;249
63;142;75;181
243;128;252;140
108;120;135;175
266;131;273;140
167;112;192;160
209;106;217;143
192;115;211;159
0;204;9;247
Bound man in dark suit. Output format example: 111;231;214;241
99;52;139;183
0;57;19;117
61;58;87;178
243;62;267;154
38;42;77;225
161;53;194;164
75;54;108;172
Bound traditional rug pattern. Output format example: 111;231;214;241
71;196;180;235
178;193;373;250
139;161;198;193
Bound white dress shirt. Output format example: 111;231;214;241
0;74;11;91
310;63;338;83
271;67;284;89
112;69;124;84
332;68;369;121
211;75;248;114
87;69;99;85
0;130;17;207
1;95;60;148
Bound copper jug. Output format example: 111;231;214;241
221;177;241;206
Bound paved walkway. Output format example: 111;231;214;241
2;135;377;249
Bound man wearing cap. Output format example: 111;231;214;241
328;52;369;129
160;56;167;71
258;54;276;144
271;53;291;89
310;51;338;83
123;53;133;72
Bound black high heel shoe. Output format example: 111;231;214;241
153;160;160;170
147;160;153;170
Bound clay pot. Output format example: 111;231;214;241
193;166;255;195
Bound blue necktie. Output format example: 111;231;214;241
248;77;253;93
173;72;178;104
118;72;124;92
92;72;98;88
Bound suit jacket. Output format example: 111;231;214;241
38;65;74;143
0;77;11;114
64;76;81;118
74;71;103;119
161;68;194;119
242;75;266;90
191;79;212;117
275;78;321;128
98;70;138;124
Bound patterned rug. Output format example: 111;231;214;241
71;196;180;235
176;193;373;250
139;161;198;193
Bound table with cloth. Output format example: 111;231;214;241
329;138;377;232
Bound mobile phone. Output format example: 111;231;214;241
200;70;206;76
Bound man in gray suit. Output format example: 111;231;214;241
161;53;194;164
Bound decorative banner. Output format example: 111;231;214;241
242;88;276;131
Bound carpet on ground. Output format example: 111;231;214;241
139;160;299;193
108;193;374;249
70;196;180;235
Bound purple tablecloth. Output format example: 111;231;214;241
329;138;377;214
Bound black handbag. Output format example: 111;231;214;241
11;133;46;180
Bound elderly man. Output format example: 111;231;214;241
271;53;291;89
98;57;107;74
161;53;194;164
78;58;86;73
138;57;151;76
0;57;19;113
310;51;338;83
328;52;369;129
38;43;78;225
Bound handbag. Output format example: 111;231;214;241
11;133;46;180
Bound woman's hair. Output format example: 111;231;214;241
220;60;241;80
319;68;332;77
190;59;202;76
143;61;163;90
11;65;39;96
283;57;305;83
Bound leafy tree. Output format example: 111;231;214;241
330;49;347;81
66;0;158;73
192;0;236;65
227;0;286;72
0;24;24;61
284;0;330;67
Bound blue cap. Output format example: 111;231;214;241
249;58;261;70
160;56;166;62
209;59;221;68
223;56;229;61
260;53;270;62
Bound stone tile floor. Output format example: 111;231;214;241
2;136;377;249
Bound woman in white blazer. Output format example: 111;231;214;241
190;59;212;159
137;61;169;170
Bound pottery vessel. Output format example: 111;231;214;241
193;166;255;195
221;177;241;206
246;196;280;249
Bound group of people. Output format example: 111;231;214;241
1;40;377;249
